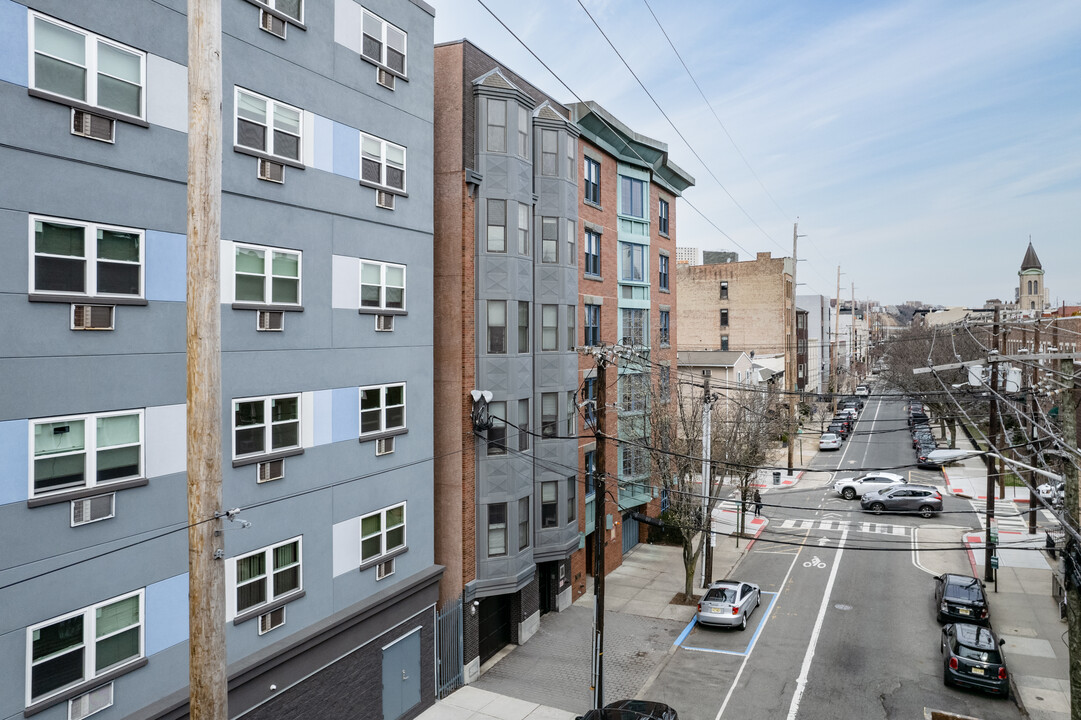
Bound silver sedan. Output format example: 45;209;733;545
697;580;761;630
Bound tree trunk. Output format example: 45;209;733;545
682;534;696;597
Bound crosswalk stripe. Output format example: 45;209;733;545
778;518;909;537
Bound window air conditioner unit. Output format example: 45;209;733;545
68;683;113;720
258;158;285;183
72;304;114;330
72;110;115;143
71;494;116;527
375;314;394;332
259;9;287;38
376;437;395;456
257;309;284;331
257;459;284;483
376;67;396;90
258;606;285;635
375;190;395;210
376;558;395;580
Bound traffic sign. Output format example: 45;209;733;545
990;556;999;569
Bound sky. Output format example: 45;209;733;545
428;0;1081;308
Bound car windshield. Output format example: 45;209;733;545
945;578;984;602
704;587;737;603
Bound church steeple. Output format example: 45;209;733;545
1020;241;1042;271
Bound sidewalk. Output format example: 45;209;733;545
941;433;1072;720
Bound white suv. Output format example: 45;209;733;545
854;385;870;397
834;472;906;500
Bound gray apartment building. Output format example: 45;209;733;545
0;1;440;718
432;40;581;682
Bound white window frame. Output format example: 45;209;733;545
30;410;144;500
233;87;303;163
231;537;302;619
360;383;407;436
28;12;147;121
232;394;301;461
233;242;302;307
361;502;406;564
360;132;407;192
359;259;406;311
29;216;145;299
26;590;144;707
360;7;408;77
253;0;304;24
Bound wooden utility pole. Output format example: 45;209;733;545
1063;359;1080;718
1028;320;1040;534
788;223;798;475
984;307;1000;583
850;282;856;379
701;374;713;584
591;356;608;709
187;1;227;718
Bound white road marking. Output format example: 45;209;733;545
785;527;848;720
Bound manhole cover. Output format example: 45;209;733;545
834;604;853;611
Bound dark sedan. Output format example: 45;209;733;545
577;700;678;720
941;623;1009;697
935;573;990;625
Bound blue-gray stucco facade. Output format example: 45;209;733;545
0;0;441;718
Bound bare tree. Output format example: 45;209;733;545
631;368;784;598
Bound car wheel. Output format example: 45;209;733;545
919;505;935;518
942;665;951;687
739;613;747;631
870;502;885;514
842;488;856;501
755;594;761;609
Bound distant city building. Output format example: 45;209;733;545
703;250;739;265
675;246;701;265
1016;241;1049;315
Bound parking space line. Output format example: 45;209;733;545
676;592;779;656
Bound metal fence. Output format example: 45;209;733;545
436;596;463;699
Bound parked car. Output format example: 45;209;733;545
934;573;990;625
941;623;1009;697
834;472;906;500
819;432;842;451
697;580;761;630
828;421;849;439
838;407;859;421
1037;481;1065;507
577;700;679;720
841;396;864;411
854;385;870;397
861;485;943;517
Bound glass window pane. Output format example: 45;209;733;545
271;421;299;449
542;481;557;502
35;419;85;456
361;285;381;307
236;119;266;151
385;266;404;287
37;221;85;257
235;400;265;427
35;256;84;293
98;42;140;81
385;407;404;428
362;136;382;159
488;300;506;326
385;287;404;309
271;397;298;421
271;277;299;304
234;427;264;456
36;19;86;63
271;251;298;278
361;514;382;537
361;536;381;560
35;453;85;493
273;542;298;569
98;74;141;115
236;554;266;583
236;579;266;612
237;92;266;123
97;230;140;262
385;385;404;407
273;130;300;160
363;13;383;40
97;445;139;482
386;47;405;73
273;104;301;133
386;526;404;550
273;566;299;596
361;388;381;410
386;26;406;52
386;145;405;166
31;648;84;700
33;616;83;661
275;0;302;20
386;505;404;527
95;596;139;638
361;262;382;284
35;54;86;100
235;275;265;303
236;246;265;274
96;261;139;295
97;414;139;447
96;625;139;671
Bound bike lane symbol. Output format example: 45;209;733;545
803;556;827;569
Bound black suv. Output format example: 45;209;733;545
935;574;990;625
578;700;679;720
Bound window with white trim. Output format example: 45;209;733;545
540;129;558;176
621;308;647;346
256;0;303;23
541;217;558;263
362;503;406;563
584;157;600;204
517;301;529;353
540;481;557;528
518;497;530;550
360;260;405;311
233;395;300;461
517;398;530;451
233;538;302;615
566;220;576;266
486;400;506;455
517;106;529;158
360;383;406;435
361;7;407;76
487;503;507;557
658;198;670;235
541;305;558;351
30;216;143;299
234;88;302;163
566;137;576;181
234;243;300;306
584;229;600;276
620;242;645;282
27;590;143;707
517;202;530;256
30;12;146;120
361;133;406;191
619;175;645;218
541;392;557;438
486;98;506;153
31;411;143;499
487;300;507;354
486;199;506;253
